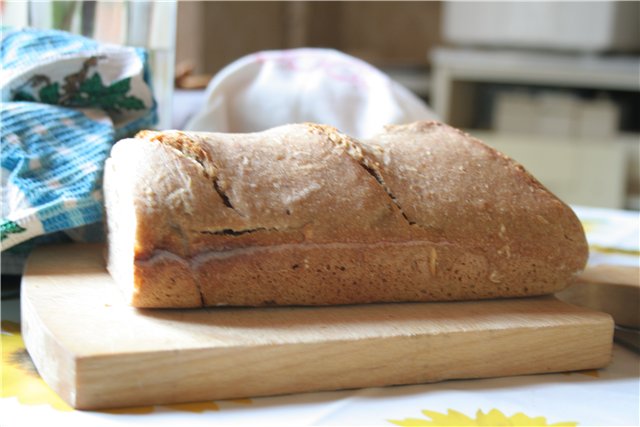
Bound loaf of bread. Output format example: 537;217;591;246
103;121;588;308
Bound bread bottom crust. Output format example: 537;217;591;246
129;241;571;308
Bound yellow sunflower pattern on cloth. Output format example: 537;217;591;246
2;321;71;411
389;408;577;426
1;320;250;413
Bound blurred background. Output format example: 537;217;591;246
2;1;639;210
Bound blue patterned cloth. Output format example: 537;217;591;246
1;28;157;265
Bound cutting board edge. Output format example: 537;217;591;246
67;315;614;409
21;291;80;408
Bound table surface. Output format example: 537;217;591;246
2;205;639;426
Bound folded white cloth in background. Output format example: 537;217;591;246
186;48;437;138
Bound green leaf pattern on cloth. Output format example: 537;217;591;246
0;220;27;242
38;82;60;104
12;56;145;114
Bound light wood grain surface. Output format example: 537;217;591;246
557;264;640;328
21;244;614;410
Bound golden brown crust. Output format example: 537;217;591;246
360;121;588;289
104;121;588;308
133;257;202;308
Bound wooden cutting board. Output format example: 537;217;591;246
21;244;614;410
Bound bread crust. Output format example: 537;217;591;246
104;122;588;307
